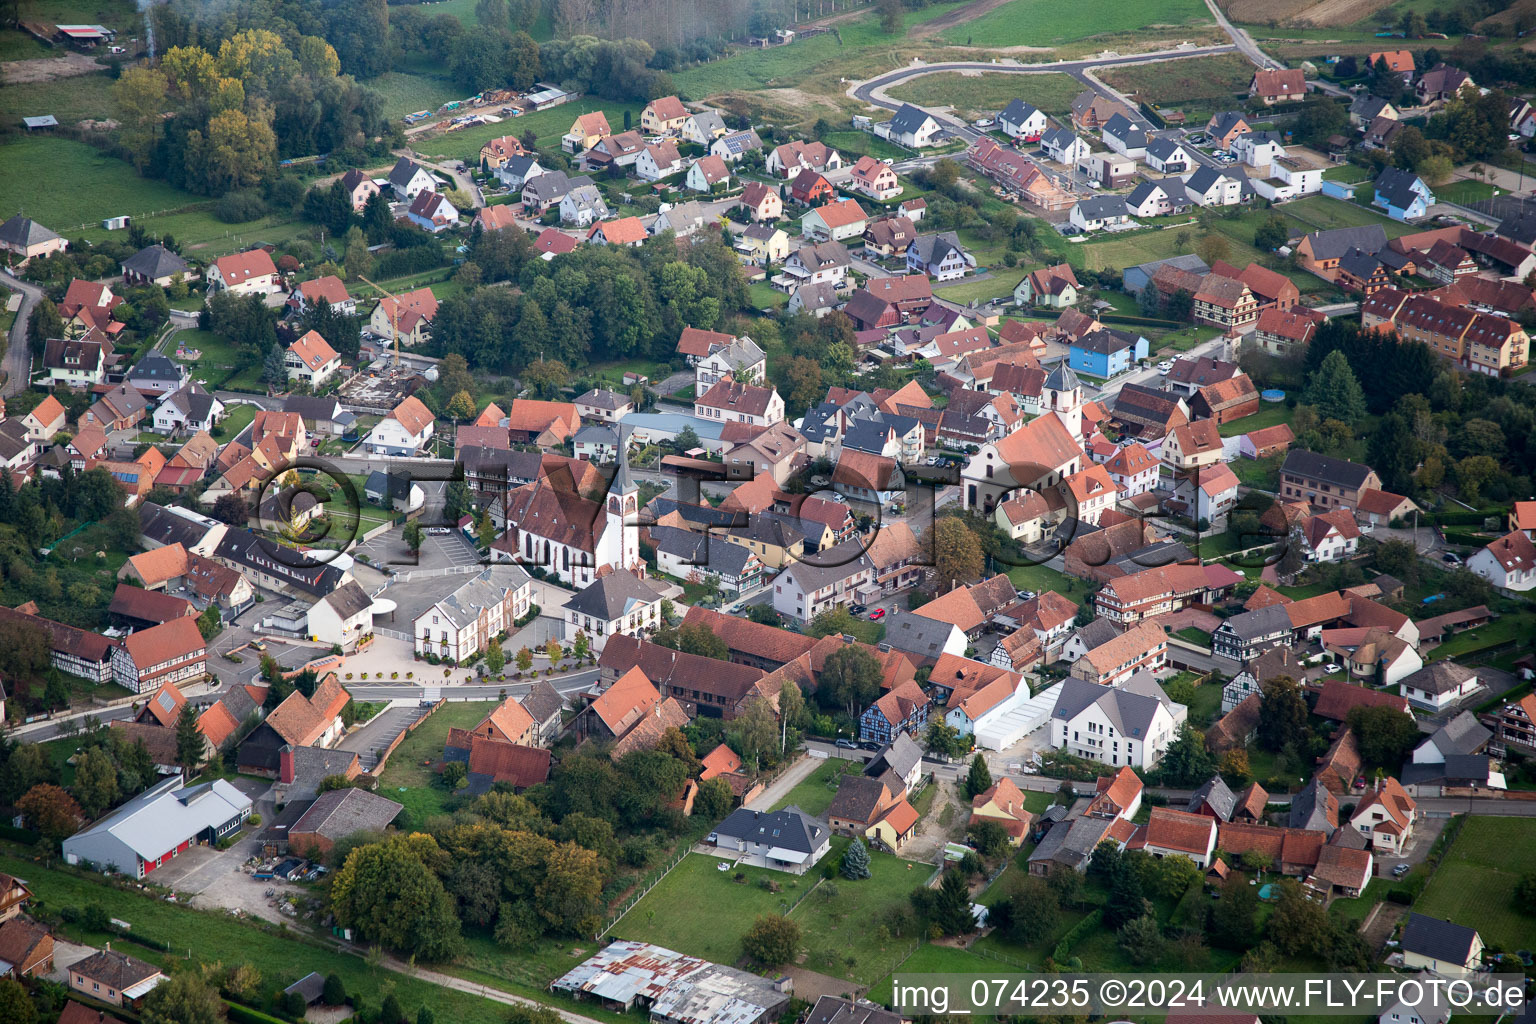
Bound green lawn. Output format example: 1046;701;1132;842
0;136;207;232
1005;561;1080;598
1098;54;1256;120
1232;454;1281;490
171;328;243;370
217;402;259;442
1433;179;1498;206
1166;672;1223;727
1415;817;1536;951
1424;612;1536;663
615;847;928;985
1282;194;1414;237
672;4;958;99
371;71;466;120
933;274;1016;306
820;130;912;162
0;850;514;1024
887;72;1084;118
771;756;861;816
937;0;1214;45
866;942;998;1004
373;701;499;823
1156;324;1222;353
747;280;790;310
1217;403;1293;437
1081;227;1267;276
4;72;117;126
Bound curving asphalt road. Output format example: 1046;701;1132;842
1;270;43;398
848;44;1240;137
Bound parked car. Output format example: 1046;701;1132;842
869;608;886;621
1392;863;1411;877
1323;663;1342;674
1442;552;1462;564
834;738;859;749
851;604;868;615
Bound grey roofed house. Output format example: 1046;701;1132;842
1070;617;1121;654
1400;660;1477;697
887;103;933;136
460;445;545;487
365;469;413;507
1075;194;1128;221
388;156;427;191
1123;253;1209;295
283;394;344;423
1399;913;1481;966
742;222;779;244
1400;754;1493;788
576;388;630;411
651;525;758;578
1145;137;1187;162
1040;125;1080;151
805;995;903;1024
1127;181;1163;208
711;805;829;859
1106;539;1195;574
864;732;922;788
882;610;963;661
1102;112;1146;148
563;184;609;217
1375;167;1427;212
827;773;893;823
643;497;743;530
500;154;542;180
563;571;663;621
842;415;898;454
1300;224;1388;261
1051;673;1180;741
291;787;403;844
1000;99;1041;125
790;281;840;315
139;501;222;550
1280;448;1377;490
1218;603;1294;641
1187;774;1238;820
1349;94;1393;121
1209;111;1248;138
67;948;162;996
284;973;327;1005
728;511;805;552
1288;775;1338;833
424;564;532;630
1419;710;1491;758
523;170;592;206
1337;247;1382;280
0;215;61;251
1073;327;1141;355
128;352;186;386
715;129;763;156
1185;164;1235;196
782;535;874;589
158;382;218;424
653;200;712;236
283;745;361;801
217;530;347;597
574;423;619;449
1029;814;1115;872
122;243;190;282
689;110;727;137
908;231;969;266
316;579;373;623
1494;210;1536;246
521;678;565;730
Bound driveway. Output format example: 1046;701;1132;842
336;703;432;770
0;270;41;398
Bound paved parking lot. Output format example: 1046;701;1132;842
353;524;483;573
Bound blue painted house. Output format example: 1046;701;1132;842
1372;167;1433;221
1068;327;1149;378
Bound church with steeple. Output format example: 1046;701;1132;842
489;447;644;587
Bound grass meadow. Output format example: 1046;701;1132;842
936;0;1214;46
1415;817;1536;951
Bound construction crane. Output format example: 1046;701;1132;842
358;274;403;370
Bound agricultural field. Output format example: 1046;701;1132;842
887;71;1084;118
1099;53;1257;121
1415;817;1536;951
937;0;1214;47
0;136;205;230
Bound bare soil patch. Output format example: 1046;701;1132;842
910;0;1016;38
1;51;103;84
1291;0;1393;25
1222;0;1319;24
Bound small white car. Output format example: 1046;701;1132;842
1323;663;1342;674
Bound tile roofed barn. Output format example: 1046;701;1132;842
289;788;403;853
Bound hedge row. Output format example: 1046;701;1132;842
225;1002;293;1024
1097;312;1186;329
1054;908;1103;957
1440;529;1494;548
1432;510;1504;526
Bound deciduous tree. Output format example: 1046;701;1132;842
934;516;983;590
742;914;801;966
